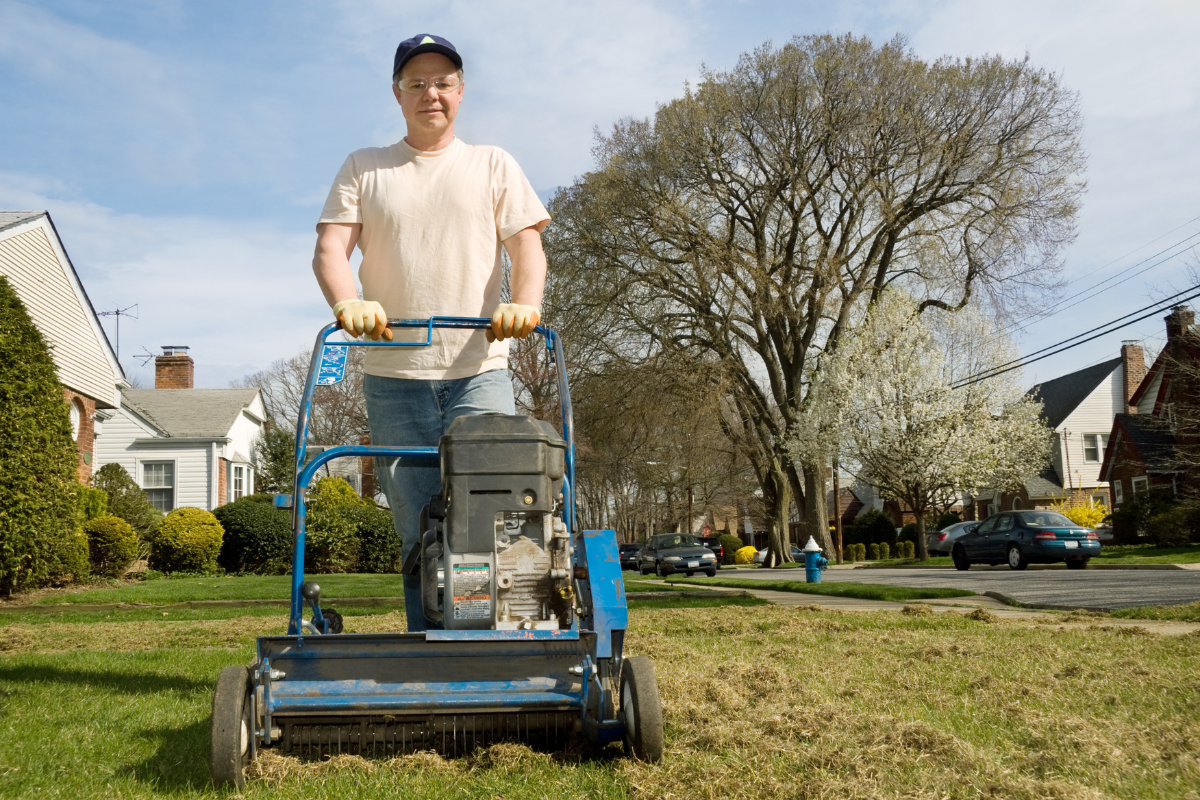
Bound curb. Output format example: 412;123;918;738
861;563;1194;571
627;590;752;600
982;591;1116;613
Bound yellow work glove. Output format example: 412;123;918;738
332;299;392;341
487;303;540;342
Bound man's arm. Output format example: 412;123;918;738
313;222;390;340
489;226;547;341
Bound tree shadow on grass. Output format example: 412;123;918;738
121;718;213;793
0;664;209;695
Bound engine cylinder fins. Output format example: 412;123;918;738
276;711;580;759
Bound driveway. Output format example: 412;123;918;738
721;566;1200;610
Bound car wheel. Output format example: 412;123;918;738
1007;544;1028;571
952;545;971;571
656;564;666;577
705;568;716;577
639;564;650;575
1066;558;1088;570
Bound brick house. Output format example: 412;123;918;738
0;211;126;483
93;347;265;512
1100;306;1199;510
964;342;1147;519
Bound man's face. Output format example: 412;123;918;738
394;53;463;138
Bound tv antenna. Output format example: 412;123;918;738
97;304;138;360
134;346;157;367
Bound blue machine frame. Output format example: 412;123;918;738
255;317;628;753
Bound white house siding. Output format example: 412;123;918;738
130;442;213;510
224;403;264;464
1057;364;1124;491
1136;371;1162;415
0;222;121;407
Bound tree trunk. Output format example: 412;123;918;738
802;462;835;554
916;508;929;562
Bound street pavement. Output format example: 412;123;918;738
718;565;1200;610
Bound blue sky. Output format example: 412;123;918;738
2;0;1198;388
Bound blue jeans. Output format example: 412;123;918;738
363;370;516;631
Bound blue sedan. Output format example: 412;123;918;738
952;510;1101;571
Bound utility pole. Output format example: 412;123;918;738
97;304;138;361
832;458;844;564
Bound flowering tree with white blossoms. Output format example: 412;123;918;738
791;291;1051;560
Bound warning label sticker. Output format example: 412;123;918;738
453;563;492;620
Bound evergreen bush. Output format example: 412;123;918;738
934;510;962;530
1146;504;1200;547
898;523;918;543
1109;490;1176;544
150;508;224;574
305;477;365;573
347;505;402;573
718;534;744;565
868;543;881;560
845;509;898;547
905;541;916;559
74;485;108;526
84;515;139;577
879;542;891;560
214;497;292;574
51;529;91;582
92;463;162;539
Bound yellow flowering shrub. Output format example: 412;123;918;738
1049;503;1107;529
734;545;758;564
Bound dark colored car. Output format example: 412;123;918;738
952;510;1101;571
618;543;642;571
637;533;719;577
697;536;725;561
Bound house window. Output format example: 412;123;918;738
1083;434;1107;463
233;465;245;501
1011;498;1022;510
1113;480;1123;504
1166;404;1177;432
142;461;175;513
1091;493;1108;510
1131;476;1149;496
69;399;82;440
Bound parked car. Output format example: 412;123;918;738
926;521;979;556
951;510;1101;571
697;536;725;561
618;543;642;571
637;533;719;577
753;545;805;564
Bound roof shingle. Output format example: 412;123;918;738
1027;357;1121;429
124;388;260;439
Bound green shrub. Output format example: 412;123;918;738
150;508;224;574
905;541;916;559
74;485;108;526
50;528;91;582
254;426;296;495
347;505;402;573
1146;504;1200;547
305;477;366;573
879;542;891;560
935;510;962;530
1110;490;1176;544
84;515;139;577
718;534;744;565
0;276;79;594
898;523;918;544
846;509;897;547
868;543;881;560
92;463;162;539
214;497;293;574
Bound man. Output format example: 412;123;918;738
312;34;550;631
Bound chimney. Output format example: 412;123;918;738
1120;340;1146;414
155;346;194;389
1165;305;1195;341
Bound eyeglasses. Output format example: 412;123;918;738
395;75;462;94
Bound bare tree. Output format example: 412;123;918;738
544;34;1083;564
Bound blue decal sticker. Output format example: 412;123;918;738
317;345;349;385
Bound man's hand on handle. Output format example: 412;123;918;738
487;303;540;342
332;299;393;341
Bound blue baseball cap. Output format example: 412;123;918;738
393;34;462;79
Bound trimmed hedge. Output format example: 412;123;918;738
150;507;224;574
346;504;403;573
75;485;108;526
214;497;292;574
52;529;92;582
0;276;78;593
718;534;744;565
844;509;898;547
84;515;139;577
305;478;365;573
92;463;162;539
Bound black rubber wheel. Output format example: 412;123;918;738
1066;558;1088;570
952;545;971;571
1007;544;1028;571
705;568;717;577
656;564;667;577
210;665;253;789
322;608;344;634
621;655;664;762
640;564;651;576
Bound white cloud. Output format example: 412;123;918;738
0;171;325;388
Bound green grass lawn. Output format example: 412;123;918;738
0;600;1196;798
1108;600;1200;622
8;574;404;606
1091;544;1200;564
666;575;975;602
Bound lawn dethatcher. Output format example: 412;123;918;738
209;318;662;788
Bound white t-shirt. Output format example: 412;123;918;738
317;137;550;379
